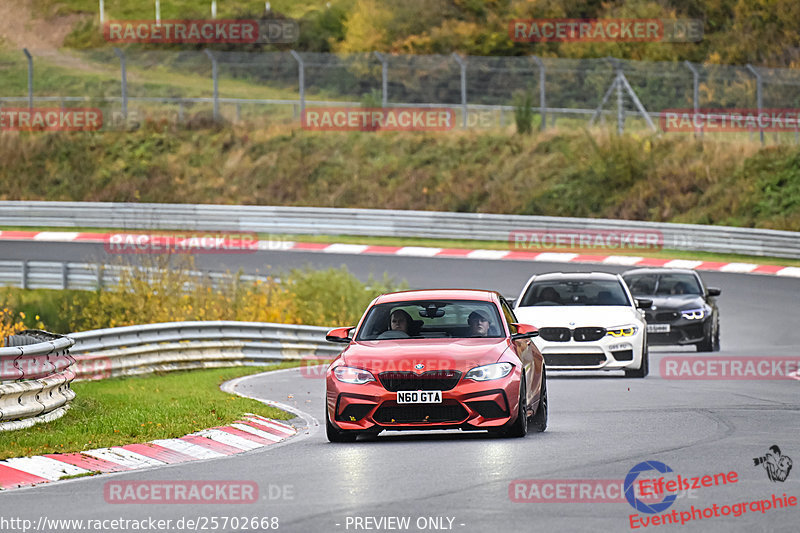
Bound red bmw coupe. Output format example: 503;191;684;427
324;289;547;442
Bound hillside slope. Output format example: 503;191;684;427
1;126;798;231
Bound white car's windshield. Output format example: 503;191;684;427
520;280;631;307
356;300;503;340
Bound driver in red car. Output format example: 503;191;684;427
389;309;413;334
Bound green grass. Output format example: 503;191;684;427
0;364;300;461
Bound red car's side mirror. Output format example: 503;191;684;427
326;327;354;343
511;323;539;340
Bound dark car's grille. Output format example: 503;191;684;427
539;327;571;342
544;353;606;366
378;370;461;392
655;311;680;322
374;402;468;424
539;327;606;342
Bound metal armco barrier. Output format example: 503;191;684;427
0;322;341;430
0;331;76;431
1;201;799;259
69;321;340;379
0;260;267;291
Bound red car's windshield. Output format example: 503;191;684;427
356;300;504;340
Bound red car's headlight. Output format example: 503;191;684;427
333;366;376;385
464;362;513;381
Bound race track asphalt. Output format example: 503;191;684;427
1;241;798;533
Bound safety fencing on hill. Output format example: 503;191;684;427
1;321;338;431
6;48;800;141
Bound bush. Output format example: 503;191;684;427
3;258;407;333
513;90;535;135
285;266;406;326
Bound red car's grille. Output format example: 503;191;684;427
374;402;468;424
378;370;461;392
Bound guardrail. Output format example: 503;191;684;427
69;321;340;379
1;201;800;259
1;322;340;431
0;260;267;291
0;331;76;431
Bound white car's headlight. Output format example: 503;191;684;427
681;308;705;320
606;325;639;337
464;362;514;381
333;366;376;384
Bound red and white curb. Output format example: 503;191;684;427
2;230;799;278
0;414;295;492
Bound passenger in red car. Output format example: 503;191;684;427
468;310;490;337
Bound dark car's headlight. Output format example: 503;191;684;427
465;363;514;381
333;366;376;385
606;325;639;337
680;308;705;320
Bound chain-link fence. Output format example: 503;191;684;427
3;48;800;141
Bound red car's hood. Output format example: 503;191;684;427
340;338;509;374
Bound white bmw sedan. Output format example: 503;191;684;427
513;272;650;378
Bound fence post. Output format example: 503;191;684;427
22;49;33;110
533;56;546;130
21;261;28;290
61;262;68;290
204;49;219;121
113;47;127;119
746;64;764;145
684;61;701;139
99;0;104;25
452;53;467;128
290;50;305;119
613;61;624;134
211;0;217;19
155;0;161;25
374;51;387;107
